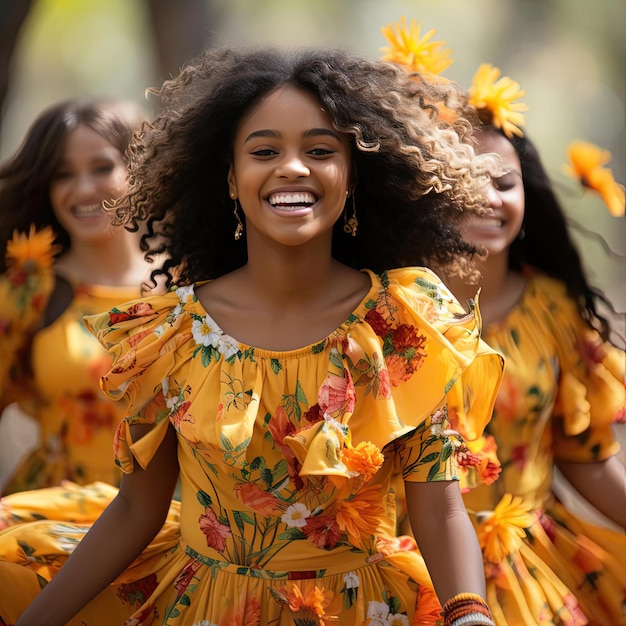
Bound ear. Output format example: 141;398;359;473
227;163;237;199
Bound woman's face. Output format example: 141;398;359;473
49;124;129;243
463;130;525;257
227;85;352;249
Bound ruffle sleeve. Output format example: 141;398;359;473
536;276;625;462
84;287;196;473
0;227;57;405
285;268;505;484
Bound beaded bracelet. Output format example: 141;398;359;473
442;593;495;626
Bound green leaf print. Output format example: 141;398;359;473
196;490;213;507
180;594;191;606
427;461;442;481
270;358;283;374
312;340;327;353
277;528;307;541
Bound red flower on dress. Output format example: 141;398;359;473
117;573;158;607
365;308;390;337
391;323;426;353
303;403;324;424
109;302;155;325
303;514;343;549
174;558;202;598
199;507;232;552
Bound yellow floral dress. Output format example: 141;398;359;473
0;228;140;494
0;267;503;625
460;274;626;625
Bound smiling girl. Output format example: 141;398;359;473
3;48;504;626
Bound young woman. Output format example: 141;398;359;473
2;47;504;625
0;98;161;495
446;124;626;626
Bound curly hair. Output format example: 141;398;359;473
485;126;618;342
116;46;498;287
0;98;145;272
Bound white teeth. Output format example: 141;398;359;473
268;192;316;208
480;218;503;228
72;204;104;217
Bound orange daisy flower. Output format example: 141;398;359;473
564;140;625;217
6;225;60;272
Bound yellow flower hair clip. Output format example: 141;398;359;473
380;17;453;78
468;63;527;139
564;141;625;217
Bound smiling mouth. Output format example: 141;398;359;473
475;218;503;228
72;204;105;218
268;191;317;210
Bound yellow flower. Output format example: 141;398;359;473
469;63;527;138
477;493;535;564
380;17;453;77
564;141;625;217
6;225;60;272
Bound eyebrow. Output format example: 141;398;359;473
244;128;342;143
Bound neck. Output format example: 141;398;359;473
57;233;148;287
240;235;337;308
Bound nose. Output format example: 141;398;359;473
275;153;310;178
74;172;98;196
486;182;502;207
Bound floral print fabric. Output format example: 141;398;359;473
0;228;140;493
459;274;626;625
0;267;504;625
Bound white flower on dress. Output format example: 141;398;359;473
281;503;311;528
217;334;239;359
192;314;222;347
366;601;390;626
176;284;195;303
387;614;409;626
191;621;218;626
343;571;360;589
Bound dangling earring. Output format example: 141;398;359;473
232;196;244;240
517;225;525;240
343;193;358;237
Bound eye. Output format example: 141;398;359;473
492;173;519;191
250;148;278;157
308;148;334;156
94;164;115;174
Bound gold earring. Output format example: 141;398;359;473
343;194;358;236
233;199;244;240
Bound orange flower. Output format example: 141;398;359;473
342;441;384;482
477;493;535;564
6;225;60;272
234;481;281;516
469;64;527;138
564;141;625;217
335;483;385;547
380;17;453;77
412;583;443;625
272;581;334;622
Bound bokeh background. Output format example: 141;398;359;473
1;0;624;312
1;0;624;520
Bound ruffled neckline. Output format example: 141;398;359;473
183;269;381;359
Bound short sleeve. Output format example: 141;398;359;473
382;268;505;443
0;228;56;404
85;288;195;473
541;278;625;462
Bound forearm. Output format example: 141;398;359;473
556;456;626;528
406;480;486;603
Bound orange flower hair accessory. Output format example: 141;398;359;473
6;225;59;272
564;140;625;217
469;63;527;138
380;17;453;78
